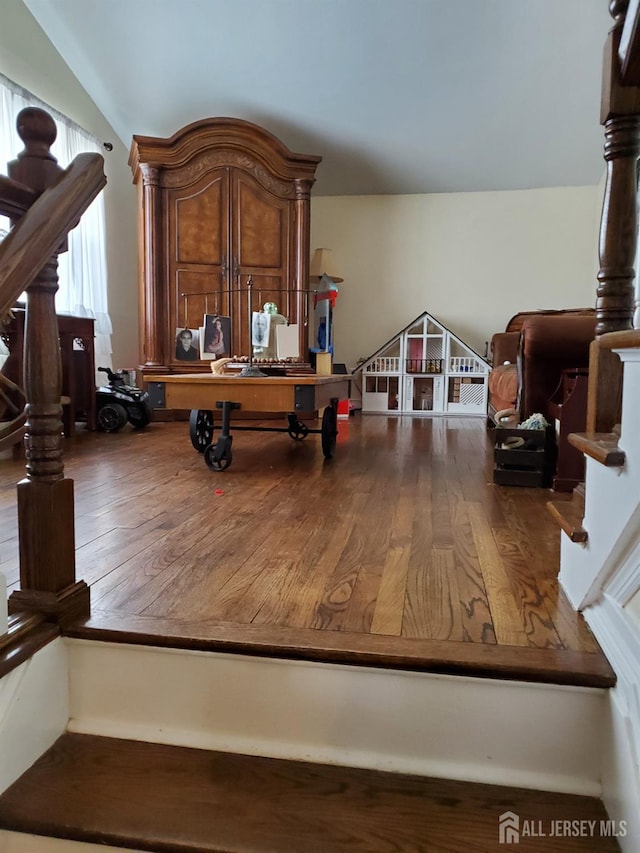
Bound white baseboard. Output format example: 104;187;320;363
66;638;605;796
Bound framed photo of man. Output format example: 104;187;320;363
252;311;271;349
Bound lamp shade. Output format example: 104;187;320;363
309;247;344;283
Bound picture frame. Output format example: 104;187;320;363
174;327;200;362
202;314;231;359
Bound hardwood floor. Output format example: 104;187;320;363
0;413;614;685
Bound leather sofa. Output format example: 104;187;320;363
488;308;596;425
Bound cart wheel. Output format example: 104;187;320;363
189;409;214;453
321;404;337;458
97;402;128;432
204;438;233;471
287;421;309;441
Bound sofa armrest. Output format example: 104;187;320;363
491;331;519;366
518;314;596;419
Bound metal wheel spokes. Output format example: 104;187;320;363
204;438;233;471
287;420;309;441
189;409;214;453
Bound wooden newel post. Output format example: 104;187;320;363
587;0;640;431
7;107;90;625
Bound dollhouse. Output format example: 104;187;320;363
355;312;491;416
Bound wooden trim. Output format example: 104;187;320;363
568;432;626;467
64;610;616;688
586;340;623;433
546;499;589;543
0;612;59;679
10;581;90;628
594;327;640;351
129;116;321;180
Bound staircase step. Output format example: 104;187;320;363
568;432;625;467
547;496;588;543
0;732;620;852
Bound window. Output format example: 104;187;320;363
0;74;112;372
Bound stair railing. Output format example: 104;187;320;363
0;107;106;632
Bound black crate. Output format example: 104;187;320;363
493;426;555;487
493;468;546;487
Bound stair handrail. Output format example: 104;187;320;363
0;152;106;319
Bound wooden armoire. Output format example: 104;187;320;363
128;117;321;382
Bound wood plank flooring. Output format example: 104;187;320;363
0;732;621;852
0;413;614;685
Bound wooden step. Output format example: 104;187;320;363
65;609;617;688
0;733;621;852
568;432;625;467
547;495;588;543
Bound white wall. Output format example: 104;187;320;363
311;186;601;368
0;0;139;372
0;639;68;795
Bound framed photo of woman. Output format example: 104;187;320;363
202;315;231;359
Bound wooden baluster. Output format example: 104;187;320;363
7;107;89;625
588;0;640;431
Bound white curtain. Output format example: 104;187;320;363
0;76;112;371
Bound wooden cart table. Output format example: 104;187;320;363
145;373;350;470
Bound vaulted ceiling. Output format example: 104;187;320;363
23;0;612;196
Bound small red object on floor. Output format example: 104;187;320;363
215;489;224;495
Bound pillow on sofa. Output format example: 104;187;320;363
488;363;518;415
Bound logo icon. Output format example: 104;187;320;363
499;811;520;844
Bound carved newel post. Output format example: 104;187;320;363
8;108;90;624
587;0;640;431
597;0;640;335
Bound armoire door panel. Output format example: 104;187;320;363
169;172;228;266
232;172;290;271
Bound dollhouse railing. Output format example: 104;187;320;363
366;356;401;373
0;107;106;649
449;356;487;374
406;358;443;374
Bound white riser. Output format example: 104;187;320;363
66;637;605;796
